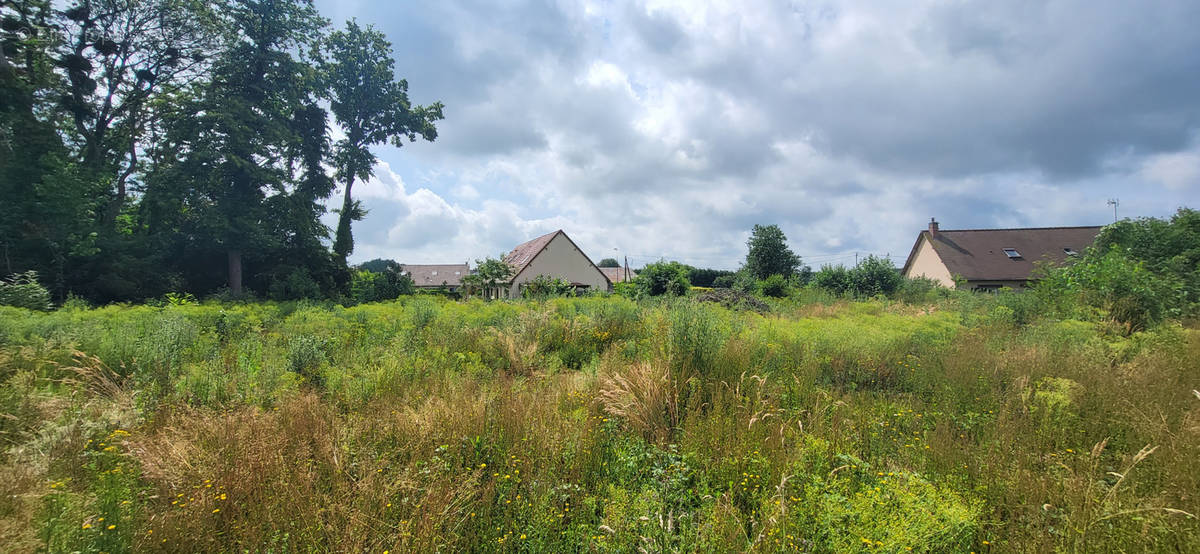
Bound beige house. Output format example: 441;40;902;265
503;230;611;297
902;219;1102;290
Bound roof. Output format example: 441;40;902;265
502;229;612;287
902;225;1103;282
503;230;560;276
399;263;469;287
600;267;637;284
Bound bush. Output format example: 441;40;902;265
851;255;902;296
349;267;414;304
759;274;790;297
634;261;691;297
521;274;575;298
813;264;853;295
1036;247;1179;333
0;271;52;310
711;274;735;288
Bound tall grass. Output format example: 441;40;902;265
0;294;1196;552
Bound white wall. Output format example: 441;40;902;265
507;233;610;297
903;235;955;288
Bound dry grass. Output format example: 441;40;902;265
598;361;681;444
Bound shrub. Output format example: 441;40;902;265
812;264;853;295
0;271;52;310
1036;247;1179;333
851;255;902;296
521;274;575;298
759;274;790;297
634;261;691;297
349;268;414;304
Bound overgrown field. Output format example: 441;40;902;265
0;295;1197;552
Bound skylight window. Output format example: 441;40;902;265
1003;248;1022;259
1064;247;1078;256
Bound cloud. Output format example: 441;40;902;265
317;0;1200;270
1141;150;1200;191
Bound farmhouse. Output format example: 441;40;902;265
399;263;469;292
901;219;1102;290
503;230;611;297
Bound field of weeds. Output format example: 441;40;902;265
0;295;1197;552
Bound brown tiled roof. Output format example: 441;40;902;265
600;267;637;283
903;226;1103;282
399;263;469;287
503;230;560;276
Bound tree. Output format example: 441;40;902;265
1093;208;1199;314
688;267;734;287
157;0;330;295
461;257;514;300
597;257;620;268
744;224;802;280
54;0;218;227
323;19;443;263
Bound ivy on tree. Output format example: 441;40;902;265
323;19;444;263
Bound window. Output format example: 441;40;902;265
1064;247;1078;256
431;271;438;276
1002;248;1022;259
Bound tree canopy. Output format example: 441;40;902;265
744;224;802;280
0;0;442;304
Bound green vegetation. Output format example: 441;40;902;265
0;0;442;303
1;291;1196;552
633;261;692;297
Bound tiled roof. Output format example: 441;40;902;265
903;226;1103;281
600;267;637;283
399;263;469;287
503;230;560;276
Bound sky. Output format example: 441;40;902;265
313;0;1200;270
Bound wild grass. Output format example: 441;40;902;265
0;294;1196;552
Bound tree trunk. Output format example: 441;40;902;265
228;249;243;294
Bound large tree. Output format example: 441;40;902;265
157;0;330;295
323;19;443;263
744;224;802;280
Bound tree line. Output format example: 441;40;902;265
1;0;442;303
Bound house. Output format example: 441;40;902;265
502;230;611;297
399;263;469;291
901;219;1102;290
600;266;637;284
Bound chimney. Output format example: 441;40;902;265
928;217;939;237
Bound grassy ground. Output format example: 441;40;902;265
0;294;1196;552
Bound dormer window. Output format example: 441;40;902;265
1002;248;1022;259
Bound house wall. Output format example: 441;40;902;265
507;233;610;297
904;235;956;288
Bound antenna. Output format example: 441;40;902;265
1106;198;1119;222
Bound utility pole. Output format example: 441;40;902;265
1107;198;1119;222
624;256;629;282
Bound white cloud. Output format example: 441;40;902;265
1141;150;1200;191
321;0;1200;270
